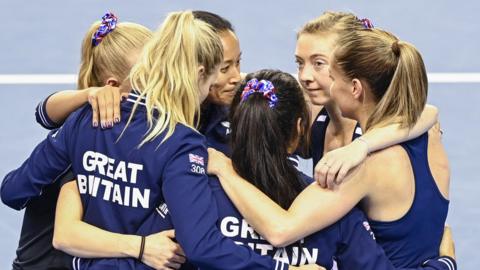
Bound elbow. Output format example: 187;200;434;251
0;184;8;207
52;228;72;252
425;104;439;122
264;225;294;248
0;180;23;211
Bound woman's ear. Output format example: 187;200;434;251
105;77;120;87
198;65;206;79
351;78;364;100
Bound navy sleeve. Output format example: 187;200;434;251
162;132;287;270
1;123;72;210
35;92;62;130
335;209;456;270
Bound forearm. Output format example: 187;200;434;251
45;89;90;125
217;159;368;247
53;220;140;258
54;181;141;259
361;104;438;153
1;134;70;210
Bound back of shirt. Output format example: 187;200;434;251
207;168;424;270
2;91;285;270
369;133;449;267
208;174;337;269
64;98;183;235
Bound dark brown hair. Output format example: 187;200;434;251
229;69;310;209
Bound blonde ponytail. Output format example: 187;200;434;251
334;28;428;131
367;40;428;130
128;10;223;146
77;19;152;89
77;23;101;89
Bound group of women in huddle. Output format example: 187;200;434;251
1;8;456;270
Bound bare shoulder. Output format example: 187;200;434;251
365;145;412;179
362;145;415;221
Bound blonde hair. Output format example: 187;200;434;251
334;28;428;131
298;11;364;38
129;10;223;146
77;21;152;89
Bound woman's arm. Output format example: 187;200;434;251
207;148;370;247
39;86;123;129
315;104;438;188
53;181;185;269
161;136;300;270
53;181;139;258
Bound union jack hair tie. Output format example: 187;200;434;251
92;12;118;47
359;18;374;29
241;78;278;108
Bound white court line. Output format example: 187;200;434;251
0;74;77;84
0;73;480;84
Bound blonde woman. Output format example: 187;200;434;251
1;11;319;270
0;13;165;270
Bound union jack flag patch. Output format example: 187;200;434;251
189;153;205;166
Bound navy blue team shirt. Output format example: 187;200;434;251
309;107;362;166
198;102;231;156
369;133;450;268
1;91;287;270
208;157;455;270
308;108;452;270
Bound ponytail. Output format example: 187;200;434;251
367;40;428;130
77;23;102;89
129;10;223;146
334;28;428;131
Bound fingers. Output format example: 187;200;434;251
170;254;186;264
314;160;329;188
90;86;122;129
121;92;129;100
165;261;181;269
293;264;325;270
104;88;114;127
162;229;176;239
336;162;351;185
112;87;121;124
326;160;342;189
88;94;99;128
174;245;186;256
97;91;108;128
207;147;221;157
